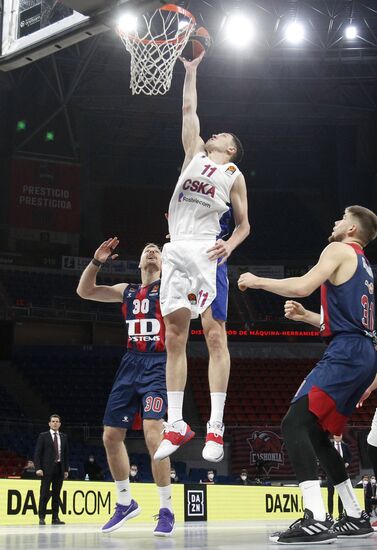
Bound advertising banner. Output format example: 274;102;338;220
0;480;364;525
10;159;80;233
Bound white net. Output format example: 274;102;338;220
118;5;195;96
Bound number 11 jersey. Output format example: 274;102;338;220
168;153;241;241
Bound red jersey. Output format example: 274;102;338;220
121;280;166;353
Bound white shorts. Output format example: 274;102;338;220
160;240;217;319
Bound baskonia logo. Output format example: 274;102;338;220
247;430;285;474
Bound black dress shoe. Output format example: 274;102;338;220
39;518;46;525
52;518;65;525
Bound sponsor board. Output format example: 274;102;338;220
184;484;207;522
0;480;183;525
0;480;365;524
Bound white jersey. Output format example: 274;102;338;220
168;153;241;240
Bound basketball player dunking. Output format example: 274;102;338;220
239;206;377;543
154;52;250;463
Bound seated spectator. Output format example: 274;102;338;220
170;467;179;483
201;469;215;484
21;459;36;479
236;469;252;485
83;454;104;481
129;463;140;483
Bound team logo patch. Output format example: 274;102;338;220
225;165;236;176
150;284;159;294
188;293;197;305
247;430;285;475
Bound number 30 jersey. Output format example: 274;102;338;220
122;280;166;353
320;243;375;340
168;153;241;241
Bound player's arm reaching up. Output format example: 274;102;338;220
180;52;206;171
284;300;321;328
76;237;127;302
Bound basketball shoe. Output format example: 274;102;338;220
153;508;175;536
101;500;141;533
332;510;373;538
154;421;195;461
202;421;224;462
269;509;336;544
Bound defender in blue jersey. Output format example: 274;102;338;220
239;205;377;544
77;239;174;537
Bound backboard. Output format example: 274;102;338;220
0;1;171;71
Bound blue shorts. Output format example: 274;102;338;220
292;334;377;433
103;350;167;429
211;261;228;322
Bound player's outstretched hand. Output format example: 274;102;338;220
356;387;372;408
94;237;119;264
238;272;259;292
207;239;231;266
284;300;307;321
179;50;205;70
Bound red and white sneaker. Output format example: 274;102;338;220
202;421;224;462
154;421;195;461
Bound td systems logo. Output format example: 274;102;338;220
247;430;285;475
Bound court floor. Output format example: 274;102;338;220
0;521;376;550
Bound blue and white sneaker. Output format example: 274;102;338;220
101;500;141;533
153;508;175;537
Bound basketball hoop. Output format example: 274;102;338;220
118;4;196;96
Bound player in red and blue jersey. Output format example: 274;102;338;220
238;205;377;543
77;239;174;537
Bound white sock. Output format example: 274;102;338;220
335;479;362;518
209;392;226;424
115;478;132;506
167;391;184;425
299;480;326;521
158;484;173;512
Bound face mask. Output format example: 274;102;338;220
130;470;137;477
371;478;376;484
89;458;94;463
241;475;247;481
171;473;176;479
208;473;214;481
363;480;369;486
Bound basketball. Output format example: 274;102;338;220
181;27;212;61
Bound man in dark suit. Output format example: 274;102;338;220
327;434;352;518
34;414;69;525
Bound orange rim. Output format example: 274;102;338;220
119;3;196;46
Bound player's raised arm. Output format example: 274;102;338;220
238;241;347;297
284;300;321;328
76;237;127;303
180;53;206;170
